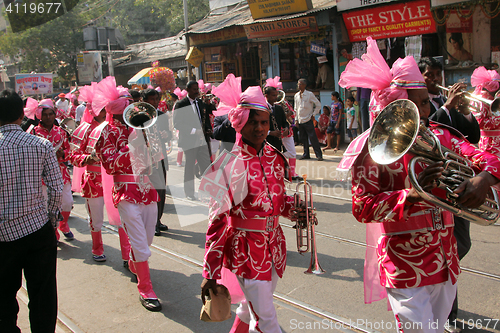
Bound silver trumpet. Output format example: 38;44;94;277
368;99;500;226
292;175;325;275
436;84;500;113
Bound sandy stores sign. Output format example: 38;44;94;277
342;0;436;42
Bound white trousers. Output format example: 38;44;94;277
236;267;281;333
210;138;220;157
281;136;296;159
43;183;73;212
85;197;104;232
387;277;456;333
117;201;157;262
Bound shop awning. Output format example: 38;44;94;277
127;67;152;85
187;0;336;35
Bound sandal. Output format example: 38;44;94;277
322;146;332;151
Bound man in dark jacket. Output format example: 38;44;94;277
213;114;236;153
173;81;212;200
418;57;480;333
264;86;289;151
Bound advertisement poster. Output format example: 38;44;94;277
15;73;53;96
342;0;436;42
77;52;102;84
446;11;473;63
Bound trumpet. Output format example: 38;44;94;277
292;175;325;275
277;89;286;104
368;99;500;226
436;84;500;113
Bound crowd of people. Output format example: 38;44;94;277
2;34;500;333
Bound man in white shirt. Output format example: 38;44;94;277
294;79;323;161
55;93;69;113
75;102;86;124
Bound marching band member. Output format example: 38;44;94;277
33;98;75;241
471;66;500;154
141;88;170;236
338;37;500;333
200;74;300;333
264;77;302;180
69;83;109;262
92;77;161;311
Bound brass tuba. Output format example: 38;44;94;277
368;99;500;226
292;175;325;274
436;84;500;114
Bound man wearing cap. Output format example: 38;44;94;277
339;37;500;333
32;98;75;241
201;74;306;333
55;93;70;117
92;76;161;312
315;56;334;90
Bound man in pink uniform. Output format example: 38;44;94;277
339;37;500;333
69;83;109;261
200;74;298;333
32;99;74;241
93;77;161;311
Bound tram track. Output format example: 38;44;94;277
164;191;500;282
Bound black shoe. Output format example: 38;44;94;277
292;175;304;181
123;260;129;269
317;157;324;161
140;296;162;311
299;156;311;160
158;223;168;231
155;224;161;236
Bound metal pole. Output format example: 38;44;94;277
107;39;114;77
183;0;192;79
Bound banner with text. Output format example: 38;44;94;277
244;16;318;40
15;73;53;96
247;0;312;20
189;26;247;46
342;0;436;42
77;53;102;84
337;0;396;12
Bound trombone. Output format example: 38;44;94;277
436;84;500;113
292;175;325;275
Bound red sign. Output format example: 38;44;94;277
446;10;472;33
244;16;318;39
342;0;436;42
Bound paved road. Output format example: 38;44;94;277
17;144;500;332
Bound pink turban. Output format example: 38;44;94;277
79;82;99;122
339;37;426;112
35;99;54;120
265;76;283;90
173;87;187;100
212;74;269;132
198;79;213;94
24;97;38;120
93;77;130;115
471;66;500;96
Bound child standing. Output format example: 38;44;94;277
345;96;358;142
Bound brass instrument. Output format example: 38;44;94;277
368;99;500;226
60;118;77;135
292;175;325;274
436;84;500;113
124;102;159;174
277;89;286;104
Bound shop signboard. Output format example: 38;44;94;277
430;0;463;7
189;26;247;46
342;0;436;42
15;73;53;96
310;43;326;55
186;46;205;67
337;0;396;12
247;0;312;20
77;52;102;84
244;16;318;40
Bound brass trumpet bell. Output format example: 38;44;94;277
123;102;157;129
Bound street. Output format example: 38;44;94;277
16;145;500;333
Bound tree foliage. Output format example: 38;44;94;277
0;0;210;85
